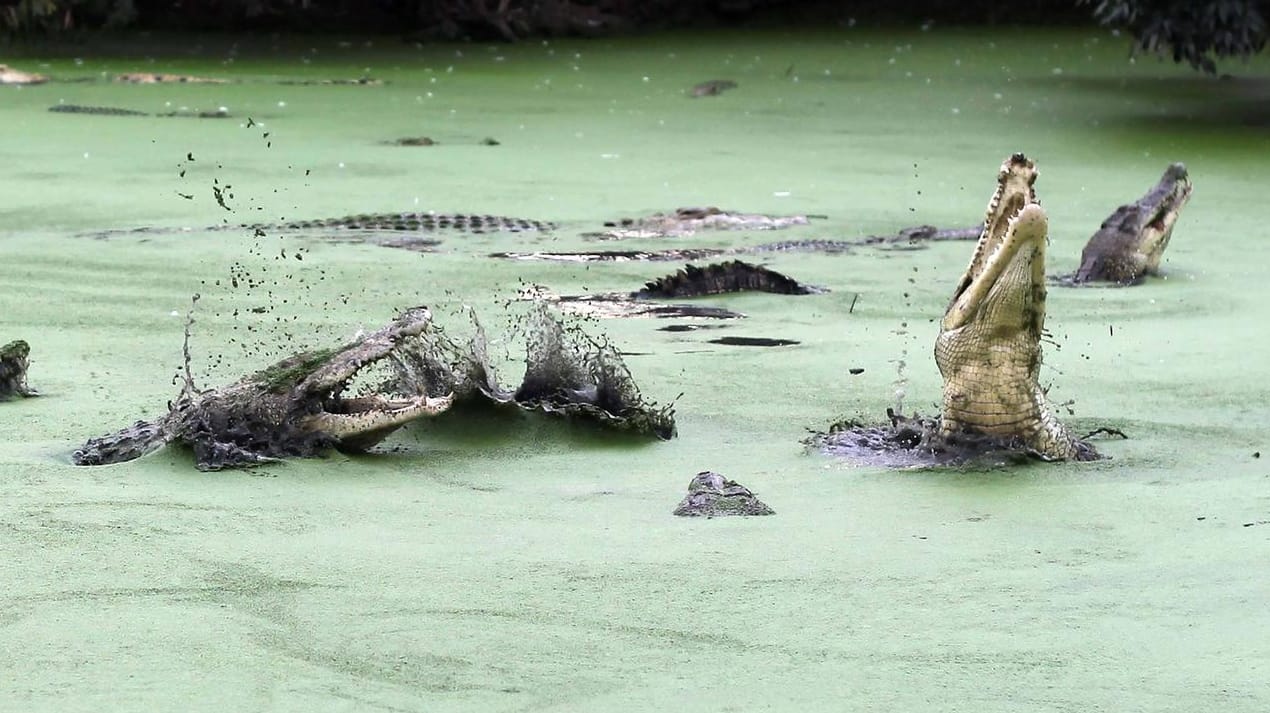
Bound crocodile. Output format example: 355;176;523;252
634;261;826;298
48;104;231;119
113;72;230;84
257;213;555;235
493;223;979;262
517;260;825;319
73;307;455;470
0;64;48;85
74;303;675;469
590;207;811;239
0;340;36;400
673;471;774;517
936;153;1098;461
1070;162;1192;285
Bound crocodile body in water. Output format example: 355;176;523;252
936;153;1097;461
74;304;674;470
590;207;810;239
519;260;825;319
74;308;456;470
1;340;36;400
265;213;555;234
673;472;774;517
49;104;231;119
1068;162;1192;285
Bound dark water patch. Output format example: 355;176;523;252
1032;75;1270;130
708;337;799;348
658;324;728;332
386;137;437;146
808;411;1048;469
688;79;738;98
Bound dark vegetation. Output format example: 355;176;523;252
1086;0;1268;72
2;0;1264;73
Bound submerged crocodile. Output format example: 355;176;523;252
48;104;231;119
689;80;738;97
263;213;554;234
74;304;674;470
673;472;774;517
1;340;36;400
519;260;825;319
494;223;979;262
591;207;811;239
1070;162;1192;285
936;153;1098;461
113;72;230;84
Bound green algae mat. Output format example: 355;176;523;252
2;28;1269;712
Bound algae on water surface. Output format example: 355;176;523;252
1;28;1268;712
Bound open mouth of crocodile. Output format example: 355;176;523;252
943;154;1046;331
308;391;454;441
287;313;455;444
304;356;454;443
1141;164;1192;235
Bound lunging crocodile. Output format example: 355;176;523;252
1070;162;1192;285
74;303;674;469
74;308;455;470
936;153;1097;461
1;340;36;400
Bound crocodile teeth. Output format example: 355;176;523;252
303;393;454;439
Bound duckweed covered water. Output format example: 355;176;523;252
2;28;1268;712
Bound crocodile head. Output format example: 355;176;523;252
1075;162;1192;284
249;306;455;451
0;340;34;400
75;307;454;469
936;154;1096;461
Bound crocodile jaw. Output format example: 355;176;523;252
936;157;1094;461
1076;162;1193;283
303;392;454;451
942;203;1047;334
1132;162;1192;274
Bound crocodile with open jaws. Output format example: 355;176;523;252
73;303;675;470
73;308;455;470
1;340;36;400
936;153;1098;461
1069;162;1192;285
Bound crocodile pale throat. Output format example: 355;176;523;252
74;307;454;470
1074;162;1192;284
936;153;1097;461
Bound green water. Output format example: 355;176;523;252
2;28;1268;711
